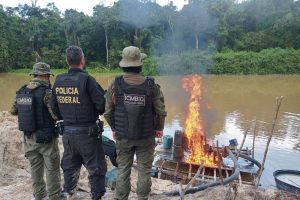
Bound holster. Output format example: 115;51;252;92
88;120;104;138
54;122;64;136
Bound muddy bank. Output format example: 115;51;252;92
0;111;299;200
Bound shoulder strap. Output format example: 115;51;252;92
115;76;124;95
145;77;155;96
16;84;28;94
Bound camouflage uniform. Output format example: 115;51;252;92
10;63;61;200
104;47;167;200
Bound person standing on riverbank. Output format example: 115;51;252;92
104;46;167;200
10;62;61;200
51;46;107;200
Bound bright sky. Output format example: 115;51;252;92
0;0;187;15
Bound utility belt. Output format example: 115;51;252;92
63;120;104;139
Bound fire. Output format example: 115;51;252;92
182;74;217;167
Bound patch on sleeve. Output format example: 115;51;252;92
123;94;145;106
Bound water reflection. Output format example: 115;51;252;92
1;73;300;187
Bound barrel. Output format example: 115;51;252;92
173;145;184;158
173;130;184;158
174;130;184;146
163;135;173;149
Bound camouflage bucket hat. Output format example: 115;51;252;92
30;62;54;76
119;46;147;68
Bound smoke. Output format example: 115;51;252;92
153;1;219;75
117;0;219;75
118;0;162;29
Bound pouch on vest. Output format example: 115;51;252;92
35;128;54;144
16;89;36;132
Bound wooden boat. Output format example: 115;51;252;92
273;170;300;193
153;143;260;186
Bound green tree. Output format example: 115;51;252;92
93;4;119;67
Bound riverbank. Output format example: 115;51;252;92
0;111;299;200
4;48;300;76
8;67;122;75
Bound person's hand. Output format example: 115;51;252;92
155;130;163;138
112;132;117;140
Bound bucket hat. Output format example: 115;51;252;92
119;46;147;68
30;62;54;76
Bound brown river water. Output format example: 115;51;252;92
0;73;299;188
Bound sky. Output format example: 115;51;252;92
0;0;187;15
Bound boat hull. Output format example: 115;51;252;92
274;170;300;193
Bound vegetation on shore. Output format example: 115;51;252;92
0;0;300;75
8;48;300;75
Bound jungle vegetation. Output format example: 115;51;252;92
0;0;300;75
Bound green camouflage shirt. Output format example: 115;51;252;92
10;78;59;121
104;73;167;132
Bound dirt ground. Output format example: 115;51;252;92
0;111;299;200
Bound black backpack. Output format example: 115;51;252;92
102;135;118;167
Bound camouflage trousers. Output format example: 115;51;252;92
115;136;155;200
24;133;61;200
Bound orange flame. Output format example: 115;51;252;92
182;74;217;167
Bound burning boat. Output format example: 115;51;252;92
152;75;261;194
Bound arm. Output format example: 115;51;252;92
10;98;18;115
44;89;60;121
153;84;167;132
103;81;115;132
50;86;63;121
87;76;106;115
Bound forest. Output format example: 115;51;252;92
0;0;300;75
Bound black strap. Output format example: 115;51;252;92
115;76;124;95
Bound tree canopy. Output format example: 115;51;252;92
0;0;299;73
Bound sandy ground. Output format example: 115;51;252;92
0;111;299;200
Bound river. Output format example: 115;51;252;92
0;73;299;188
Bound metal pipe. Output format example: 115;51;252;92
165;148;240;196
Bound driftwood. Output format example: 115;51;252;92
252;120;257;160
224;183;238;200
255;96;283;187
254;97;284;200
178;161;205;200
217;140;224;185
236;127;249;159
1;144;7;169
179;182;184;200
158;159;166;179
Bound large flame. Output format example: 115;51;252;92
182;74;217;167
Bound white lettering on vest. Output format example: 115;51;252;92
123;94;145;106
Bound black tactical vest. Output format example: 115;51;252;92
53;71;96;126
114;76;156;139
16;85;54;132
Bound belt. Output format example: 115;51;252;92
64;126;89;134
